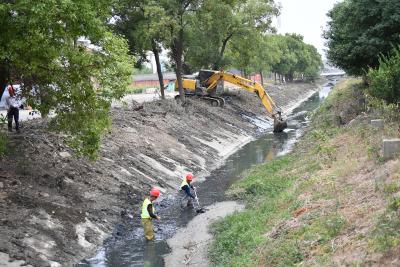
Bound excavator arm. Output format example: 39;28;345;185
205;71;287;132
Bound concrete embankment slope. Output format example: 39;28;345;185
0;80;323;267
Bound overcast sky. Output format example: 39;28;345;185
276;0;342;58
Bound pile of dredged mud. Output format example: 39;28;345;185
0;81;322;266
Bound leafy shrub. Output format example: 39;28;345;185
0;132;7;157
366;96;400;122
0;114;7;156
388;197;400;212
368;47;400;104
370;210;400;251
0;114;6;124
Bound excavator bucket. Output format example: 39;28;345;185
273;118;287;133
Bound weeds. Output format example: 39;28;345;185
383;183;400;195
367;145;380;160
387;197;400;211
210;79;400;266
0;132;7;157
367;96;400;122
0;114;6;125
0;114;7;157
370;209;400;251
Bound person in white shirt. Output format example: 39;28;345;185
6;85;20;133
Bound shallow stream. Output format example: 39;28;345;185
77;82;335;267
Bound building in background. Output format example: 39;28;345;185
131;72;176;88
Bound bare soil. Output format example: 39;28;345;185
0;81;323;267
164;201;244;267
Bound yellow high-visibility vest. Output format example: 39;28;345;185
180;179;189;190
141;198;155;219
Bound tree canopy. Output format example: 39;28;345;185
113;0;175;98
324;0;400;76
234;33;323;82
184;0;279;72
0;0;133;158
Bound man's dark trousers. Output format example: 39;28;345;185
7;107;19;131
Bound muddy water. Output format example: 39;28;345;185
77;83;334;267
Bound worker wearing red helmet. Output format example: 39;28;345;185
141;187;161;241
6;85;21;133
179;173;196;208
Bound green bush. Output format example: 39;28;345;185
370;210;400;251
368;47;400;104
0;132;7;157
0;114;7;156
366;96;400;122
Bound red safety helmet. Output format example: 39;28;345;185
8;85;14;95
186;173;193;181
150;187;160;197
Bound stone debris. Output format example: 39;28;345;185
383;139;400;159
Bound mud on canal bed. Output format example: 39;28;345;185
76;81;336;267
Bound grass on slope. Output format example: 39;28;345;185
209;79;400;267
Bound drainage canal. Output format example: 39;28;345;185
77;82;335;267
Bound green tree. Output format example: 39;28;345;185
254;35;282;85
114;0;173;99
324;0;400;76
268;34;322;82
270;34;297;82
156;0;202;100
302;44;323;80
0;0;133;158
185;0;279;71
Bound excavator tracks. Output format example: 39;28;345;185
201;96;225;107
175;94;225;107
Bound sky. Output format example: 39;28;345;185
276;0;342;59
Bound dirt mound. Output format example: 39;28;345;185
0;80;322;266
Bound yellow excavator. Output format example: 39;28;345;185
174;70;287;132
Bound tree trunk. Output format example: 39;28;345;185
274;72;277;84
287;73;294;82
0;63;9;100
172;27;185;101
175;59;184;100
151;40;165;100
214;33;233;70
362;75;369;86
260;70;264;86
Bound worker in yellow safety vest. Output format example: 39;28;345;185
179;173;196;209
141;187;161;241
